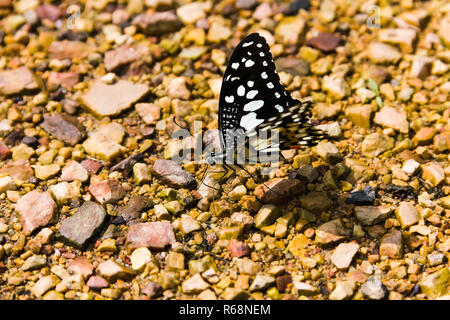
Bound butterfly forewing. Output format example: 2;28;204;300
218;32;327;157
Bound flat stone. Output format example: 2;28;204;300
16;190;56;235
361;132;394;158
306;32;341;52
345;186;376;206
314;141;341;163
254;178;305;204
176;2;209;24
48;181;80;204
118;196;153;223
86;276;109;290
378;28;417;53
68;256;94;279
0;67;39;96
61;161;89;182
166;77;190;100
47;72;79;91
254;204;281;229
300;192;333;212
374;106;409;133
141;281;162;298
81;159;102;174
88;179;125;205
227;239;250;258
421;162;445;186
275;15;305;45
58;201;106;248
36;4;63;22
22;255;47;271
380;229;403;258
179;214;201;234
182;274;209;294
104;44;149;72
81;80;150;117
97;259;135;282
31;275;60;298
329;281;355;300
315;219;347;245
419;268;449;299
249;275;275;292
132;10;182;36
0;176;15;194
410;56;433;79
402;159;420;176
331;242;359;270
396;202;420;229
127;221;175;250
293;281;318;296
367;42;401;64
355;206;392;226
275;57;310;77
40;113;84;146
135;103;161;124
360;275;387;300
345;105;372;129
130;247;152;271
48;40;94;60
322;74;350;99
152;159;195;188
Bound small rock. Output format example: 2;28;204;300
16;190;56;235
331;242;359;270
142;281;162;298
81;159;102;174
345;186;376;206
81;80;149;117
31;275;60;298
421;163;445;186
180;214;201;234
419;268;449;299
300;192;333;212
275;15;305;45
254;204;281;229
227;239;250;258
61;161;89;182
68;256;94;279
33;164;60;180
97;259;135;282
374;106;409;133
345;105;372;129
176;2;209;24
152;159;195;188
86;276;109;290
166;77;190;100
0;176;15;194
315;219;347;245
361;275;387;300
104;44;149;72
410;56;433;79
135;103;161;124
378;28;417;53
314;141;341;163
130;247;152;272
322;74;349;100
249;275;275;292
402;159;420;176
306;32;341;52
380;229;403;258
355;206;391;225
22;255;47;271
254;178;305;204
127;221;175;249
361;132;394;158
367;42;401;64
48;40;94;60
132;11;182;36
396;202;420;229
59;201;106;248
182;274;209;294
48;181;80;205
0;67;39;96
329;281;355;300
293;281;318;296
88;179;125;205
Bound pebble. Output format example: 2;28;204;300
86;276;109;290
360;275;387;300
300;192;333;212
176;2;209;25
152;159;195;188
275;15;305;45
355;206;392;225
227;239;250;258
421;162;445;186
31;275;60;298
396;202;420;229
22;254;47;271
61;161;89;182
419;268;449;299
254;204;281;229
179;214;201;234
306;32;341;52
378;28;417;53
16;190;56;235
380;229;403;258
182;274;209;294
345;105;372;129
49;40;94;60
142;281;162;298
132;11;182;36
367;42;401;64
331;242;360;270
322;74;349;99
315;219;347;245
293;281;318;296
81;80;150;117
68;256;94;279
130;247;152;271
127;221;175;249
410;56;433;79
0;176;15;194
249;275;275;292
59;201;106;248
104;44;149;72
361;132;394;158
314;141;341;163
402;159;420;176
329;281;355;300
49;181;80;204
88;179;125;205
345;186;376;206
135;103;161;124
254;178;305;204
0;67;39;96
97;259;135;282
374;106;409;133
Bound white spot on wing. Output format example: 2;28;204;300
243;100;264;111
225;95;234;103
232;63;239;69
245;60;255;67
263;61;268;66
240;112;264;131
275;92;281;98
259;52;265;57
261;72;268;79
247;81;254;87
242;41;253;47
275;104;284;112
246;90;258;99
267;82;274;89
237;85;245;96
257;43;262;48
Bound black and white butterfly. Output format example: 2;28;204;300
205;32;326;169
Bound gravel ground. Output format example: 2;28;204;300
0;0;449;300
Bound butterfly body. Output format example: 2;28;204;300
207;33;326;167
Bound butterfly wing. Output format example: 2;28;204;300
218;32;326;154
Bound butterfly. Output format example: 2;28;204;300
205;32;327;172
